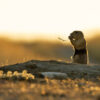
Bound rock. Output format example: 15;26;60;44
41;72;68;79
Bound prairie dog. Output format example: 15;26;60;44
69;31;88;64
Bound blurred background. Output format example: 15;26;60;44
0;31;100;66
0;0;100;66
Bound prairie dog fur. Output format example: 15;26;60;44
69;31;88;64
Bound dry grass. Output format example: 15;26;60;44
0;70;35;81
0;70;100;100
0;77;100;100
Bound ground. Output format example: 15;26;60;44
0;78;100;100
0;60;100;100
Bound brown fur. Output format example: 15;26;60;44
69;31;89;64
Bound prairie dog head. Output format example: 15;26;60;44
69;31;84;40
69;31;86;50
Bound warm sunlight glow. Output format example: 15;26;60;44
0;0;100;40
